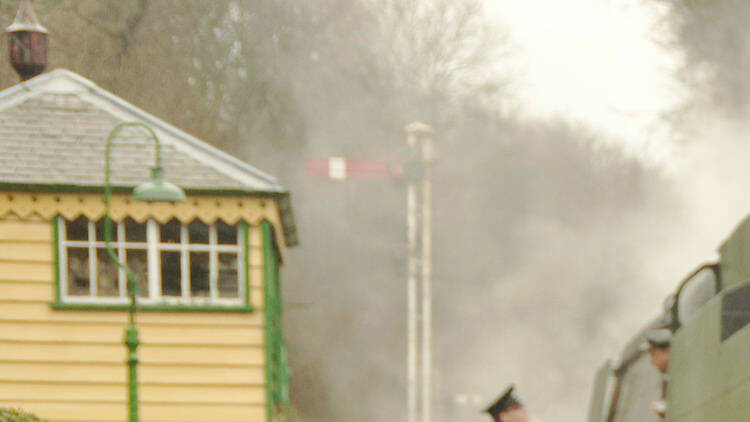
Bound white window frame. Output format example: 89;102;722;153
57;216;246;307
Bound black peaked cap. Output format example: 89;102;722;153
484;385;522;418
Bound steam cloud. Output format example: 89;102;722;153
0;1;732;421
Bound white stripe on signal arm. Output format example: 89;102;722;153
329;157;347;180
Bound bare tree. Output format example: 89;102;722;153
373;0;510;102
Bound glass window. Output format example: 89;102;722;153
188;220;209;244
160;251;182;297
190;251;210;297
126;249;149;298
66;216;88;241
218;253;239;298
677;266;719;326
95;218;117;242
66;247;90;296
160;219;181;244
124;218;147;242
57;217;245;307
96;249;119;297
722;283;750;341
217;220;237;245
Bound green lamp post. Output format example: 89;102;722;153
102;121;186;422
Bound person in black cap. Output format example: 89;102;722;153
643;328;671;418
483;385;529;422
644;328;671;374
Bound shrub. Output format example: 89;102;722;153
0;408;45;422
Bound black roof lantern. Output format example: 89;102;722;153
6;0;48;81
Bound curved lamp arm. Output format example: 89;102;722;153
102;121;180;422
103;122;162;310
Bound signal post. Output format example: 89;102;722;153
306;122;436;422
405;122;435;422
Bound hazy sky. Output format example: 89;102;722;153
475;3;696;421
484;0;684;163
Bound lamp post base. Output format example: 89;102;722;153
125;324;140;422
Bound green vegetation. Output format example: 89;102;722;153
0;408;45;422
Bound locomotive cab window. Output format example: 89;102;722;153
722;282;750;341
57;216;246;307
675;264;720;327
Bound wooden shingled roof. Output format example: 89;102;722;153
0;69;298;246
0;69;284;192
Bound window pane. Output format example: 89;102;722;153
218;253;239;298
678;267;718;326
723;283;750;341
190;252;210;297
126;249;149;298
96;249;119;297
66;216;88;241
161;251;181;296
67;247;90;296
160;219;181;244
95;218;118;242
217;220;237;245
125;218;147;242
188;220;209;244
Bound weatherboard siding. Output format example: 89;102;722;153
0;215;271;422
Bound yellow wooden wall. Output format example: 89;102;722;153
0;214;270;422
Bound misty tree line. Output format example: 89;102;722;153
658;0;750;117
657;0;750;161
0;1;686;422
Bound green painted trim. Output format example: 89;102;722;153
0;184;298;248
263;220;274;422
52;217;60;303
243;222;251;308
262;218;290;417
0;182;288;198
51;302;254;313
262;220;283;421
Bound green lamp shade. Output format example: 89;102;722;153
133;167;186;202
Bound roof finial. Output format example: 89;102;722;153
6;0;48;81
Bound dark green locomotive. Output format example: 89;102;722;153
587;215;750;421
